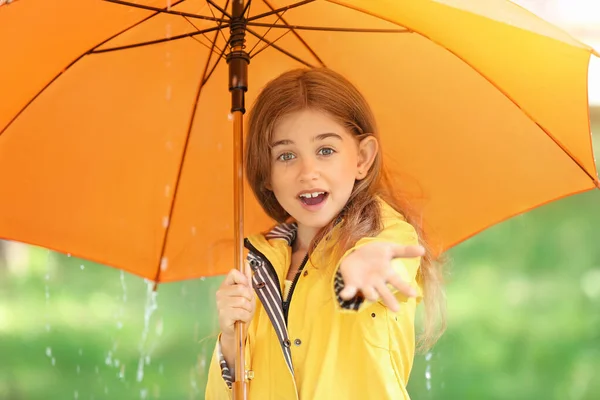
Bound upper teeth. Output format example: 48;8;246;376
300;192;324;198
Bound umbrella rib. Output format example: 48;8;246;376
245;27;316;68
201;0;231;83
245;22;409;33
0;0;188;137
246;0;315;22
202;33;231;85
90;24;229;54
261;0;325;66
323;0;600;187
153;1;231;284
250;28;292;59
205;0;231;45
247;7;287;56
103;0;228;22
243;0;253;19
184;16;228;58
206;0;232;19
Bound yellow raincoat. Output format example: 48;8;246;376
206;199;423;399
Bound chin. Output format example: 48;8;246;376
295;211;338;229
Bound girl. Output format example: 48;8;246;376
206;68;445;399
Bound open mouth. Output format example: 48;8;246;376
298;191;329;206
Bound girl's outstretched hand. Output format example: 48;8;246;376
338;242;425;312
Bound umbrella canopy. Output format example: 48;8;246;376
1;0;598;284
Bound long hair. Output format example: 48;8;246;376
244;68;445;351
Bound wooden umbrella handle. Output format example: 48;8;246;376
229;2;250;398
232;110;248;400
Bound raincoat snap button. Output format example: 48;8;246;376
256;282;266;289
283;339;291;348
294;339;302;346
303;270;308;277
371;313;376;318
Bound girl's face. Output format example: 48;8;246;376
269;108;377;229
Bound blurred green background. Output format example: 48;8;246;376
1;112;599;400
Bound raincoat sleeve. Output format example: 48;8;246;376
206;333;253;400
332;217;423;313
206;334;234;399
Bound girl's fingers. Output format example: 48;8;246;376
218;285;254;302
361;286;379;302
340;285;358;300
227;308;253;324
390;244;425;259
386;272;417;298
375;282;400;313
223;268;249;286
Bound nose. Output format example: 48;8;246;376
298;157;319;182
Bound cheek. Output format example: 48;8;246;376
269;165;291;193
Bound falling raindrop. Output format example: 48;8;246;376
164;185;171;197
136;282;159;383
165;51;172;68
162;216;170;229
156;318;164;337
137;358;145;383
191;226;197;236
166;141;173;151
165;23;172;39
46;347;52;357
74;391;78;399
140;388;148;399
105;351;113;366
67;253;71;257
166;85;172;101
227;113;234;121
159;364;164;374
120;270;127;303
425;351;433;391
80;264;85;270
78;348;83;356
76;365;81;374
51;358;56;366
160;257;168;272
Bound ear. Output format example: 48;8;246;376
356;135;378;180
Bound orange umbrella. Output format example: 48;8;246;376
1;0;599;397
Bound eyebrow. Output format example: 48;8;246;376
270;132;343;148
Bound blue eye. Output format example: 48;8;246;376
278;152;295;162
318;147;335;156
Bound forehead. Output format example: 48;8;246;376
271;109;350;141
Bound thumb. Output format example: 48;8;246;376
340;285;358;300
